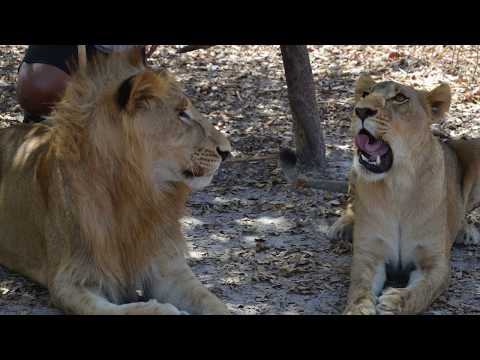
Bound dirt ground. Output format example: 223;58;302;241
0;45;479;315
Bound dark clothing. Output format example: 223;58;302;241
21;45;100;75
22;45;147;75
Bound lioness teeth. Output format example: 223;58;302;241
360;153;380;166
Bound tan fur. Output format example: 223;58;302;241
0;50;232;315
334;75;480;315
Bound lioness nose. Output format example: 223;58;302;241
355;107;377;121
217;147;231;161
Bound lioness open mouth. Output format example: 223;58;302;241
355;129;393;174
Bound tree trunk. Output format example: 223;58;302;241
280;45;326;171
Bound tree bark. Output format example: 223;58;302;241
280;45;326;171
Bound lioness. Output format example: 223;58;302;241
0;50;232;315
338;74;480;315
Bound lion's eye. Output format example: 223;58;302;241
393;93;409;103
362;91;370;98
179;110;191;122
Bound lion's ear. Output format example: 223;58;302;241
355;74;376;102
117;71;164;113
153;67;171;78
126;47;145;67
426;83;451;122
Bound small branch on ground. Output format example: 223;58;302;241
177;45;214;54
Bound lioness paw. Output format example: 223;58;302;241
328;216;354;242
377;288;408;315
344;297;377;315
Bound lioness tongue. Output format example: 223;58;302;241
354;133;389;157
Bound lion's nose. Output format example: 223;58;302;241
355;107;377;121
217;147;231;161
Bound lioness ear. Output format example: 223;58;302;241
117;71;164;113
426;83;451;122
355;74;376;101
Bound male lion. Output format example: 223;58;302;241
335;74;480;315
0;50;232;315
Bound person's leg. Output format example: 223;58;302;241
16;45;86;122
17;62;70;121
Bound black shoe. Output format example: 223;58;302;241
23;112;46;124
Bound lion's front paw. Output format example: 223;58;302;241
202;302;230;315
344;296;377;315
191;291;230;315
377;288;408;315
328;216;353;242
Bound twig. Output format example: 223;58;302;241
456;47;464;75
224;154;278;163
451;46;457;67
177;45;214;54
471;46;480;83
317;100;351;106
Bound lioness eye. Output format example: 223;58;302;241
179;110;190;122
362;91;370;98
393;93;408;103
